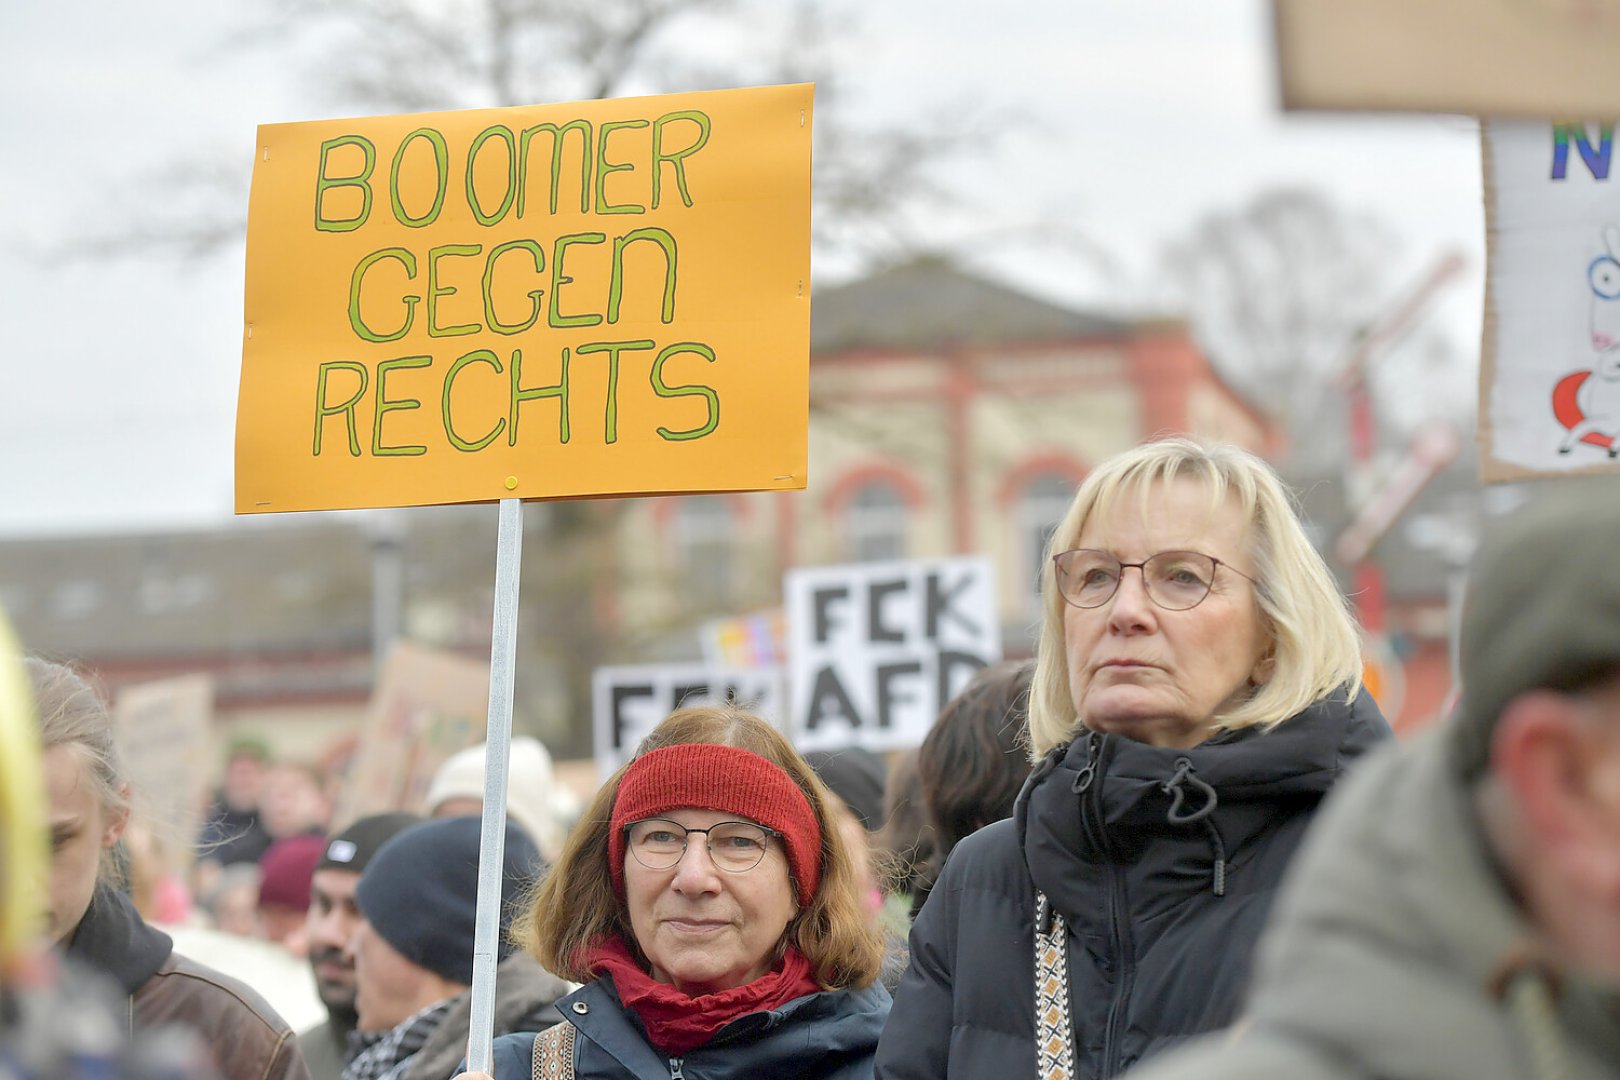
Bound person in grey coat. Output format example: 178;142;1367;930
1128;481;1620;1080
341;817;568;1080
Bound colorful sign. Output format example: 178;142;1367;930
237;84;813;513
591;663;786;776
1275;0;1620;118
699;608;787;668
784;556;1001;753
1482;120;1620;481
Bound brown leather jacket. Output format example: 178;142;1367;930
68;886;311;1080
135;950;311;1080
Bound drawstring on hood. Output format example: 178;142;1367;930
1160;757;1226;897
1055;732;1230;896
1502;974;1571;1080
1489;950;1572;1080
1071;732;1100;795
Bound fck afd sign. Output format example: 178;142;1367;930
785;556;1001;752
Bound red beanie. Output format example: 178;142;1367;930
257;833;325;912
609;744;822;907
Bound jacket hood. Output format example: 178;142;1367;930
1018;685;1390;918
63;886;173;996
407;951;573;1080
1234;730;1620;1077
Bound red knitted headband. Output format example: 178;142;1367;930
609;744;822;907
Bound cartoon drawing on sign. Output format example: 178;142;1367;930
1556;224;1620;457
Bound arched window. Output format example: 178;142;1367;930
672;496;735;602
846;480;908;563
1020;472;1077;599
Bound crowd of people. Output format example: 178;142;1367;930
5;437;1619;1079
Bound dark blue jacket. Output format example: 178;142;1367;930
489;976;891;1080
874;688;1391;1080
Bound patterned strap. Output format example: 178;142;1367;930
1034;891;1075;1080
530;1023;577;1080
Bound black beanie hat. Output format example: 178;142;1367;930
316;812;422;874
355;816;541;985
804;746;888;830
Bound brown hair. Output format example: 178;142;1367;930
918;659;1034;873
520;704;884;990
877;749;934;899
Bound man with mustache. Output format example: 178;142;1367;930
299;813;422;1080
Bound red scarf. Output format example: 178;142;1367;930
582;935;822;1055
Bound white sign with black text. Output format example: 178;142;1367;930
785;556;1001;752
591;663;787;777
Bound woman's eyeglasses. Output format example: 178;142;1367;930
1052;549;1255;611
624;817;780;873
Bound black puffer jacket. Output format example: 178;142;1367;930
874;687;1390;1080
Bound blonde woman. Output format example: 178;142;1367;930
875;438;1392;1080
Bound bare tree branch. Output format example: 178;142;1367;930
61;0;1004;280
1160;186;1469;465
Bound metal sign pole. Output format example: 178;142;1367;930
465;497;523;1076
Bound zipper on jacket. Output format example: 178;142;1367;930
1100;847;1137;1076
669;1057;684;1078
1077;734;1137;1078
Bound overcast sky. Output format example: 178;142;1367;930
0;0;1483;538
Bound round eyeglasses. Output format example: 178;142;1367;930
624;817;780;873
1052;549;1255;611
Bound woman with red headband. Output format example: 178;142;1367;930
465;704;890;1080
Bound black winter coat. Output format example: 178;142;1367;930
874;688;1391;1080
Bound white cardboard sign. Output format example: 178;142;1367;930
784;556;1001;752
591;663;786;776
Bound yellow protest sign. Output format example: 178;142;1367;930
236;83;812;514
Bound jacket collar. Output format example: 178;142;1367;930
403;952;575;1080
62;886;172;996
558;977;888;1078
1018;686;1389;914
